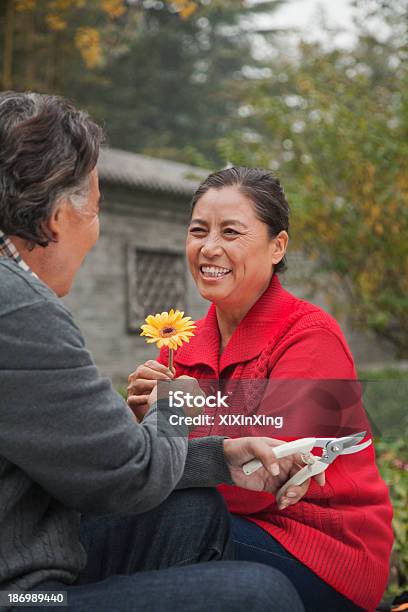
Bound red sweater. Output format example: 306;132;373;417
159;274;393;611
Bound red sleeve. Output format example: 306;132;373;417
255;328;371;439
270;327;355;379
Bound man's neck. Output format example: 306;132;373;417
9;235;39;272
7;235;61;295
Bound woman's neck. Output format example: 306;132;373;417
215;279;272;354
216;307;246;354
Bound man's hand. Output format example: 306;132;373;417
127;360;175;421
223;437;325;510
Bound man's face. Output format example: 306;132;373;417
55;168;101;296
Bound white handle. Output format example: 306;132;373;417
243;458;263;475
273;438;316;459
242;438;317;476
275;461;328;504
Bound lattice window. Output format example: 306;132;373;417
127;246;187;332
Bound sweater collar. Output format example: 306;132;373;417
176;274;295;374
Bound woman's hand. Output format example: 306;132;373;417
223;437;325;510
127;360;175;421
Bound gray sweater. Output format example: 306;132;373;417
0;258;232;591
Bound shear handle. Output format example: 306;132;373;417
242;438;317;476
276;461;328;504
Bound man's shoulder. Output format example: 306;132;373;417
0;258;89;370
0;257;57;317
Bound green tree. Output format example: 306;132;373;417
220;1;408;357
0;0;202;91
1;0;287;165
68;0;286;166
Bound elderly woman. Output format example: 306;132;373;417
128;167;393;612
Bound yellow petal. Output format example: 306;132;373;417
141;325;160;337
146;315;162;329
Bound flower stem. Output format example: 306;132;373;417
168;348;173;371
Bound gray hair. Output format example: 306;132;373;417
0;92;103;247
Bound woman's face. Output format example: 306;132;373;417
186;185;285;311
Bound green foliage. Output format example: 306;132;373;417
376;436;408;594
359;369;408;594
220;2;408;357
1;0;286;166
86;0;283;165
118;387;127;400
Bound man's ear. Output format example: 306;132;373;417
44;201;68;241
272;230;289;264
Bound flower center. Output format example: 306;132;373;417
160;326;176;338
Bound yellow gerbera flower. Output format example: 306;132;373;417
140;309;196;351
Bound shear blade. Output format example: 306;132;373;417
340;439;372;454
337;431;366;449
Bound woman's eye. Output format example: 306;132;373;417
189;227;206;234
224;228;239;236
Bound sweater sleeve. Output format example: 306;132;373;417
177;436;233;488
270;326;355;378
0;297;190;516
259;327;371;439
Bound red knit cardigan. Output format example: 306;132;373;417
158;274;393;611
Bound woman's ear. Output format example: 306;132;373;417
272;230;289;264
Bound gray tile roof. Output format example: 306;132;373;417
97;147;209;196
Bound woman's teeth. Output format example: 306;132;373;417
200;265;231;278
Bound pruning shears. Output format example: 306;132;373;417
242;431;372;503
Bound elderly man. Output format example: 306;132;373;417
0;92;305;612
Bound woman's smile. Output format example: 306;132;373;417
199;264;232;280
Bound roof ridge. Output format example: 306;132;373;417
97;147;208;196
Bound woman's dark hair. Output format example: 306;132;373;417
0;91;104;247
190;166;290;273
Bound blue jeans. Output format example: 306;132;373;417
231;515;365;612
25;490;304;612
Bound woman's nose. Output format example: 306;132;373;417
200;235;223;258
